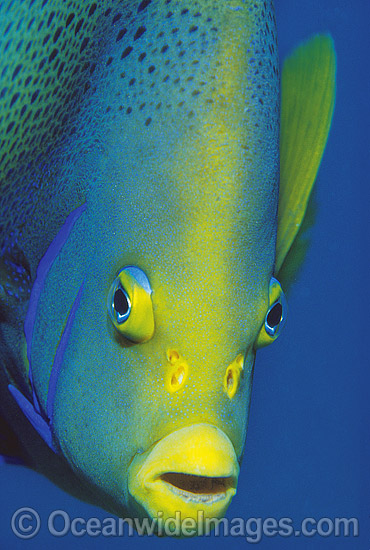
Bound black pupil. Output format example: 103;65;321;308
114;288;129;316
267;302;282;328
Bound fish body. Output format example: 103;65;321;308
0;0;335;534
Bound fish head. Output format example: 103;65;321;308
42;215;286;530
33;146;286;531
21;0;286;535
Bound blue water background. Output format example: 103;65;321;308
1;0;368;548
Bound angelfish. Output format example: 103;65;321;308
0;0;335;535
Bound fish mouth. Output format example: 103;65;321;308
128;423;239;533
159;472;236;503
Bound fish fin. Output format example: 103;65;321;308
278;187;317;293
276;34;336;274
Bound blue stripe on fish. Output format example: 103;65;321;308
24;203;86;415
8;203;86;453
8;383;57;452
47;280;85;421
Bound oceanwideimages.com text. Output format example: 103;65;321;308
11;508;359;542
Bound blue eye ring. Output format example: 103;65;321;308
111;283;131;324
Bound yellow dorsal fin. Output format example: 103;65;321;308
276;34;336;273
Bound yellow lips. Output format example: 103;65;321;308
128;423;239;532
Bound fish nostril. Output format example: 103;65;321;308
224;354;244;399
166;349;188;393
170;365;186;390
167;349;180;364
226;369;234;390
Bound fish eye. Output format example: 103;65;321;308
107;266;154;343
265;301;283;336
112;285;131;323
255;277;287;349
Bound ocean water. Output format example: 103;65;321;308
1;1;368;548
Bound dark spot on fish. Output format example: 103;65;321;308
139;103;146;110
48;48;58;62
38;58;47;71
12;65;22;80
181;8;189;15
4;40;11;54
80;37;89;53
129;78;135;86
148;65;155;73
88;3;97;17
134;26;146;41
166;11;173;18
65;13;74;27
75;19;84;35
189;25;198;33
10;93;20;108
33;108;42;120
145;117;152;126
126;107;132;114
47;11;55;27
105;8;112;17
53;26;63;43
161;44;169;53
121;46;133;58
137;0;152;13
138;52;146;62
27;16;35;30
112;12;122;24
42;34;51;46
57;61;65;78
106;56;113;66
